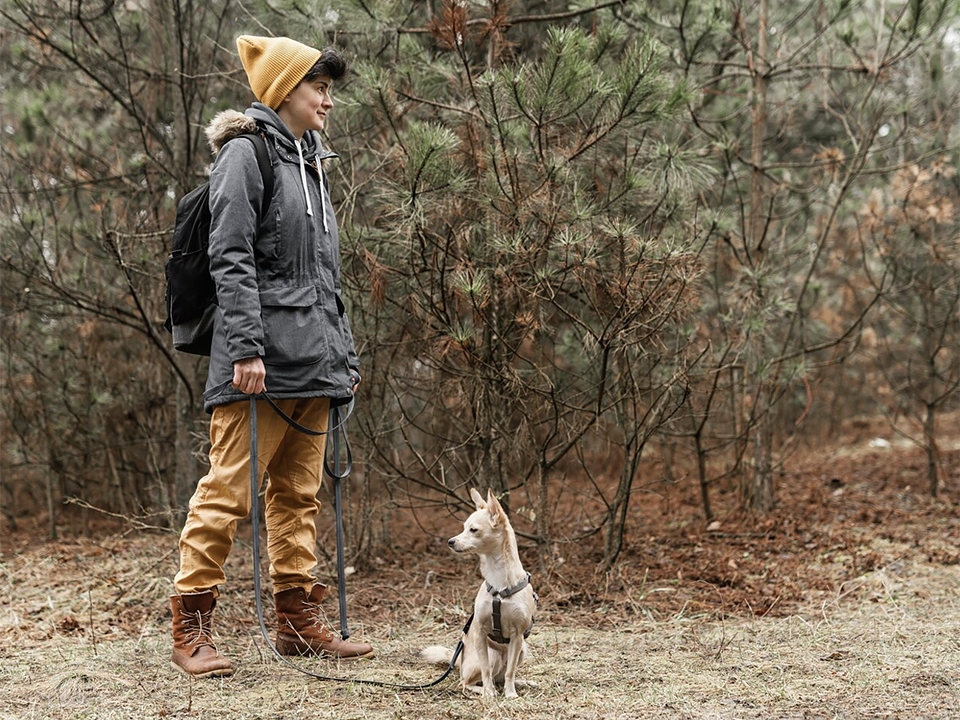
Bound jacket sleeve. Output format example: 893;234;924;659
208;139;265;363
337;274;361;375
323;166;361;376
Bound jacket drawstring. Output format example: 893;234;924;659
314;160;330;234
294;139;314;218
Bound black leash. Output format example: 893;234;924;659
248;394;465;690
325;403;351;640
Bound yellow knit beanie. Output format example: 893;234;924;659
236;36;322;110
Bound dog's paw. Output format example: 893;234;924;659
465;683;498;702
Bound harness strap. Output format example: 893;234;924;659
486;572;538;645
490;595;506;644
485;572;532;599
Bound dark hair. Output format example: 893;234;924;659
302;47;348;83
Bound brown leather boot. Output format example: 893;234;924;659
170;591;234;678
275;584;375;659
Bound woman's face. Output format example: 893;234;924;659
278;75;334;138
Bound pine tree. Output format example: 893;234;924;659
334;8;708;562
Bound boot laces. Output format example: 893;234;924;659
184;608;218;649
303;599;338;635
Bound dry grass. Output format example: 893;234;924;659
2;529;959;720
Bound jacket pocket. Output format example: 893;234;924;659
259;286;324;366
269;206;283;260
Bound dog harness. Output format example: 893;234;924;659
486;572;538;645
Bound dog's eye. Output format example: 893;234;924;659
469;527;478;534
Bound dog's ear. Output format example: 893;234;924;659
486;489;505;527
469;488;486;509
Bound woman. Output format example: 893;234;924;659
169;35;373;678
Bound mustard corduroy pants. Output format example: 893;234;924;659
175;396;331;595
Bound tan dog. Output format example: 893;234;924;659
421;488;537;699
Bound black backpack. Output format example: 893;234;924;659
163;133;274;355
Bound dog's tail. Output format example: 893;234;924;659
419;645;453;666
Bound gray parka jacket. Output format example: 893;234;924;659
201;103;359;412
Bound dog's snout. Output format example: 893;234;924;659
447;538;457;549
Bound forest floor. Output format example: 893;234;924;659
1;416;959;719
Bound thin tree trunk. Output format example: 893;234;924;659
534;460;552;570
106;446;129;516
748;403;775;512
174;380;198;522
730;364;745;479
695;431;713;522
924;400;938;498
603;444;641;571
39;400;58;540
748;0;769;260
691;355;731;524
743;0;775;514
45;470;58;541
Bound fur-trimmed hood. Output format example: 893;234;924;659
205;109;259;154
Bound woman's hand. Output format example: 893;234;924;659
233;357;267;395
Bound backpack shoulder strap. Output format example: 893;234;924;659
231;132;275;223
